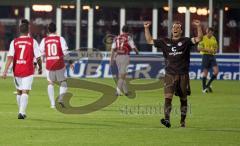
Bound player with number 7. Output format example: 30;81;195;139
2;19;42;119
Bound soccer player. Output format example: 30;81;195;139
39;22;70;108
110;25;139;96
144;20;203;128
197;27;219;93
2;19;42;119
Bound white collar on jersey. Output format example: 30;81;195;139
19;35;29;38
48;33;58;36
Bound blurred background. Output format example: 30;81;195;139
0;0;239;53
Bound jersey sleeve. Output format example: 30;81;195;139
39;38;45;55
153;39;164;49
128;36;136;48
60;37;69;55
33;39;42;58
7;40;14;56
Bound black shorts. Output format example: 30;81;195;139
201;54;218;70
164;73;191;98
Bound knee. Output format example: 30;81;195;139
17;90;22;95
180;98;188;105
22;90;29;94
213;66;219;75
48;81;54;85
213;70;219;76
165;93;173;100
120;74;126;79
202;69;208;77
60;81;67;88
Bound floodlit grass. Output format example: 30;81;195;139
0;77;239;146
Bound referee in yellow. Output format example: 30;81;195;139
198;27;219;93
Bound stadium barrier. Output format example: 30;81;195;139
0;51;239;80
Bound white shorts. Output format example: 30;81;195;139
14;75;34;90
46;67;66;82
115;55;130;74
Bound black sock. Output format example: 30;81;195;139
180;99;188;123
206;74;216;88
164;98;172;121
202;77;207;89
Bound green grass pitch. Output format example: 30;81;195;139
0;77;239;146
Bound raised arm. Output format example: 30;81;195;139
192;20;203;43
143;21;154;44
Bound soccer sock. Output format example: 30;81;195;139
206;74;216;88
117;78;124;94
202;77;207;89
19;93;28;115
122;80;128;94
180;99;188;123
164;98;172;121
48;84;55;106
59;81;67;102
16;94;21;108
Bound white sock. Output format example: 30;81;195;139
19;93;28;115
122;80;128;94
16;94;21;108
48;84;55;106
116;87;121;94
117;79;124;94
59;81;67;102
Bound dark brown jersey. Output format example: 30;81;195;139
154;37;195;75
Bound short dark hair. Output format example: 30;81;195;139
172;21;182;30
122;25;129;33
19;23;29;34
21;19;29;25
207;27;214;32
48;22;56;33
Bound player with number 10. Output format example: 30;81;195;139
39;22;70;108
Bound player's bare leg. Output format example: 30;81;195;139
206;66;219;92
121;74;128;95
180;97;188;128
18;90;29;119
116;74;124;96
58;80;68;108
48;81;55;108
161;93;173;128
202;69;208;93
116;73;128;96
16;89;22;109
115;55;130;96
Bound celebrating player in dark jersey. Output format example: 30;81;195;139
144;20;203;128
